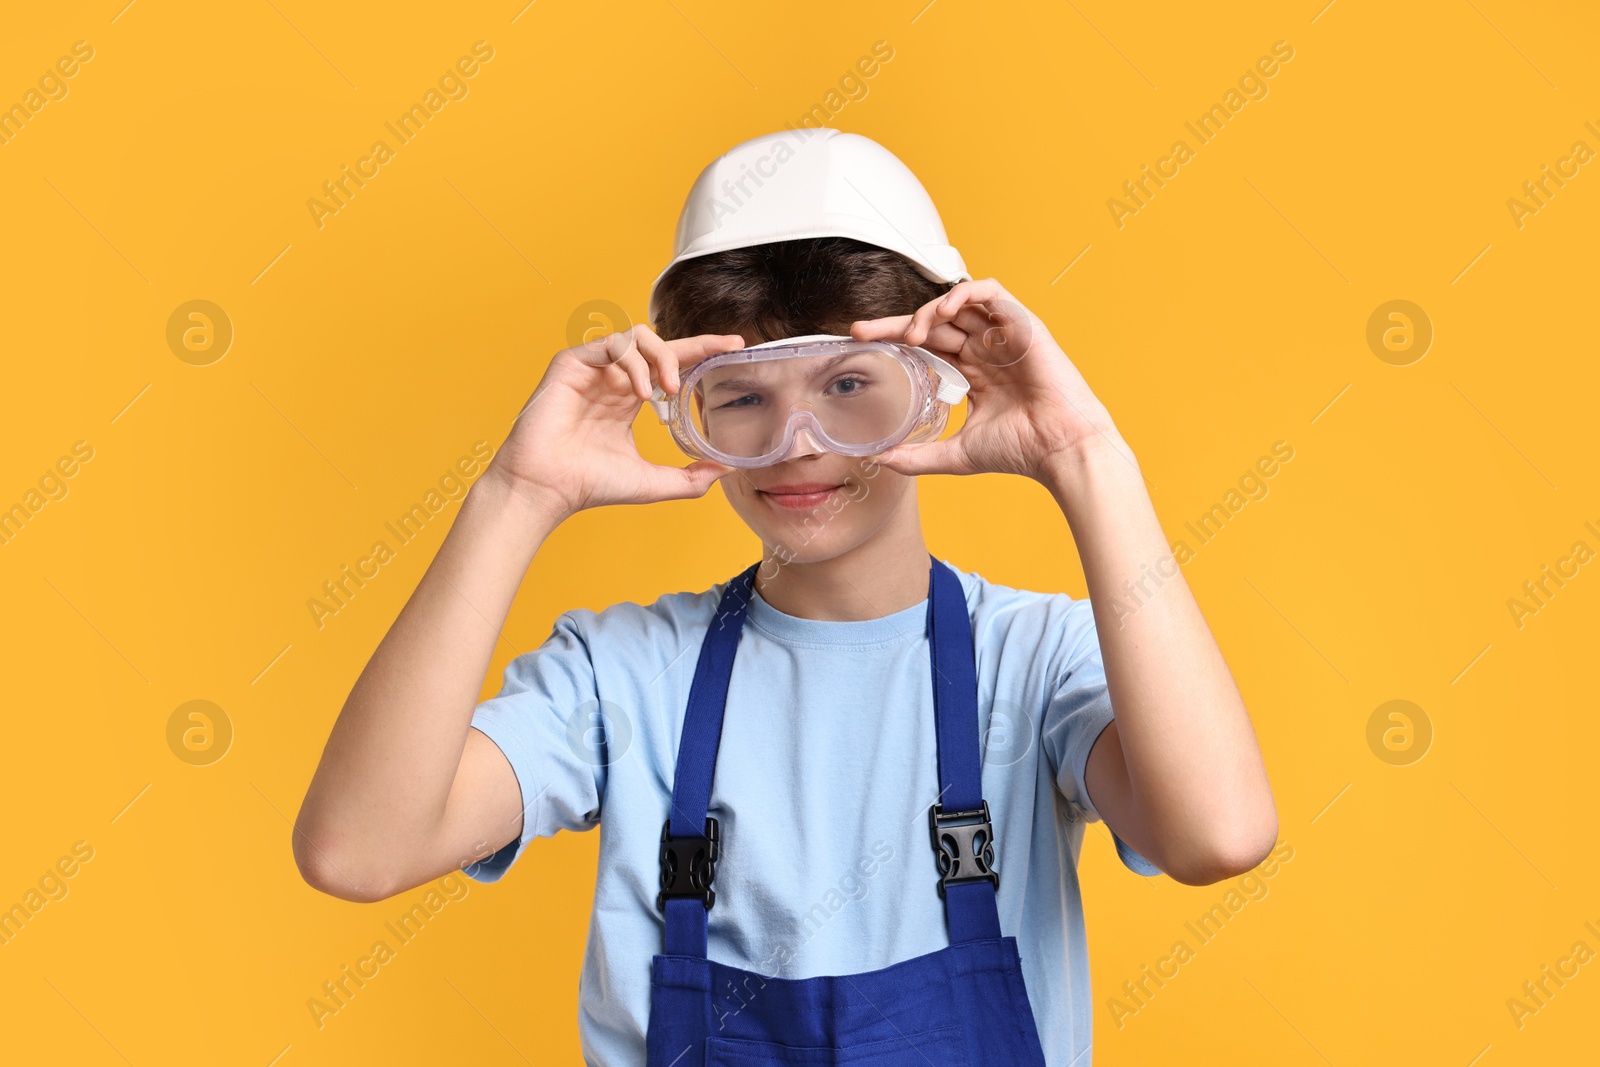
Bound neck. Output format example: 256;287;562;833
752;500;931;621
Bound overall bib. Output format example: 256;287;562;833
645;554;1051;1066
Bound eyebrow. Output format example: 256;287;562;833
705;353;857;396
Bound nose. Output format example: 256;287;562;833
777;422;828;462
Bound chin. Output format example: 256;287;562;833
750;512;864;560
763;535;864;569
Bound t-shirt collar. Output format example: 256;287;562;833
742;580;931;648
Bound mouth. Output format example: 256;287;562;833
758;481;845;510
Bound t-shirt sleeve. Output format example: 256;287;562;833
462;611;606;884
1039;597;1163;877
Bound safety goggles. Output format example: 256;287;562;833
648;334;969;469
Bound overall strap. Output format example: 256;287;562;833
661;562;761;957
660;555;1003;959
927;553;1003;942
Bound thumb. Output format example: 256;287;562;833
639;459;734;502
684;459;737;493
874;439;964;477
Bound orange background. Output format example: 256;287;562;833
2;1;1596;1064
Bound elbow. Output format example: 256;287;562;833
1159;810;1280;887
292;819;394;904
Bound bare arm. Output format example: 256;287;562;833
1047;439;1278;885
292;327;743;903
848;278;1277;887
292;469;568;902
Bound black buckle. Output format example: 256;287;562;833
657;817;719;911
929;800;999;897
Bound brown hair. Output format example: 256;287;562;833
651;236;951;343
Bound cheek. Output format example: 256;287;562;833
852;467;912;508
719;471;758;505
718;473;767;523
827;471;910;531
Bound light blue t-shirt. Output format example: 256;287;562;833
465;559;1159;1066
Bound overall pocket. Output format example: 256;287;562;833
706;1025;969;1067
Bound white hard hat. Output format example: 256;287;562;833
647;127;970;323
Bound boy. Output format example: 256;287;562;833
294;129;1277;1066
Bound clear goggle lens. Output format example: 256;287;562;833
650;336;969;468
689;349;915;459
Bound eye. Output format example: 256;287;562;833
828;375;870;397
716;393;761;410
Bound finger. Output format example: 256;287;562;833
933;306;1003;365
627;324;683;395
602;330;653;401
849;315;914;341
903;286;966;347
583;330;744;402
951;281;1037;356
917;320;977;357
638;332;747;399
665;332;748;376
906;278;1022;348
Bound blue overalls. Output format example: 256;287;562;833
645;553;1051;1066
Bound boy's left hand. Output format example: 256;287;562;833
850;278;1130;483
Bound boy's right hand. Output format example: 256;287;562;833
482;325;745;520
